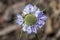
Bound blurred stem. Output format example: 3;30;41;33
19;30;23;40
35;34;40;40
42;8;47;12
35;0;40;5
26;33;29;40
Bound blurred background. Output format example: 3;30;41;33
0;0;60;40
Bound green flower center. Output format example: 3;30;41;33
24;14;37;25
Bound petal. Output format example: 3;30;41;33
31;26;37;33
22;26;27;31
22;24;32;34
26;26;32;34
15;14;23;25
37;20;45;28
34;9;41;17
17;14;23;19
38;11;44;18
40;15;47;21
22;24;29;31
31;5;38;13
23;4;33;15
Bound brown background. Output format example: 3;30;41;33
0;0;60;40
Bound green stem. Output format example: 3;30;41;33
22;33;28;40
35;0;40;5
42;8;47;12
19;30;23;40
35;34;40;40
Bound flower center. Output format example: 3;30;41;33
24;14;37;25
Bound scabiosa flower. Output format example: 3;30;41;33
15;4;47;34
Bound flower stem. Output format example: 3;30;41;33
35;0;40;5
26;33;29;40
35;34;40;40
19;30;23;40
42;8;47;12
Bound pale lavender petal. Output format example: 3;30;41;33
17;14;22;18
15;19;23;25
37;20;45;28
26;27;32;34
23;4;33;15
23;11;29;16
38;11;44;18
22;24;32;34
22;24;27;31
34;9;41;17
15;14;23;25
31;26;37;33
31;5;38;13
40;15;47;21
37;11;47;28
22;26;27;31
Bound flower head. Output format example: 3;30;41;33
15;4;47;34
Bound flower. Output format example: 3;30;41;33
15;4;47;34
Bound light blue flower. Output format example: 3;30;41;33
15;4;47;34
